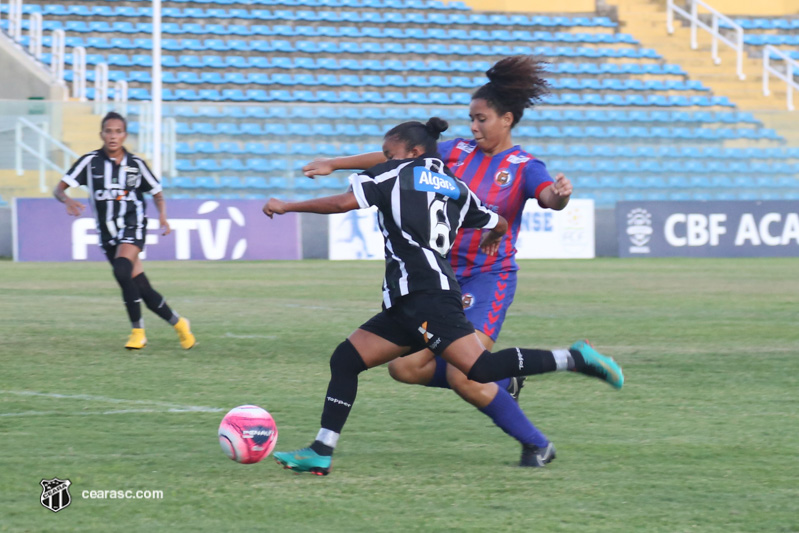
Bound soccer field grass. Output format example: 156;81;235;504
1;258;797;532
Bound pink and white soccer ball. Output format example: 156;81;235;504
218;405;278;464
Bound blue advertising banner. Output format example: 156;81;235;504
617;201;799;257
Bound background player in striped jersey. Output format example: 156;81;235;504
266;118;622;475
53;112;196;351
302;56;570;467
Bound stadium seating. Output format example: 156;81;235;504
3;0;797;204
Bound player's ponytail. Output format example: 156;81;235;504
385;117;449;156
472;56;550;127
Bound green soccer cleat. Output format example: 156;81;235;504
570;340;624;390
273;448;332;476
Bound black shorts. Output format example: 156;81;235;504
359;290;475;356
101;227;145;264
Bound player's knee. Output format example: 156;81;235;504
330;339;367;376
465;350;497;384
112;257;133;283
387;358;418;384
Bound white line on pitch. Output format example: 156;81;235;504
0;407;222;417
224;332;278;339
0;390;225;413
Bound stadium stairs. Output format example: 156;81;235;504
0;105;101;199
607;0;799;144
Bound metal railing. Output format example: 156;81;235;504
163;117;176;177
72;46;87;101
28;12;42;59
7;0;22;41
763;45;799;111
114;79;129;116
666;0;745;80
50;28;65;84
134;106;176;177
15;117;78;193
94;62;109;114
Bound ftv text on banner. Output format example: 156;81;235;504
13;198;301;261
514;199;595;259
617;201;799;258
328;200;595;260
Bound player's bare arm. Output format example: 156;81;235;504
152;191;171;236
302;152;386;178
263;192;360;218
538;173;572;211
478;215;508;256
53;181;85;217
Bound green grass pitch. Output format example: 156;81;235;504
1;258;798;532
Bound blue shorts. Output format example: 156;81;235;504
458;270;518;342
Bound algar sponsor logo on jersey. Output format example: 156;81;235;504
414;167;459;199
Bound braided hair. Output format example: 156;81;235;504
472;56;550;127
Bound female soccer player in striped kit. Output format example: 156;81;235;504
302;56;573;467
266;117;622;475
54;112;196;351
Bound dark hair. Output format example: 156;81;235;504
101;111;127;132
472;56;550;127
384;117;449;155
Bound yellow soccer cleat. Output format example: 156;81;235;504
174;317;196;350
125;328;147;350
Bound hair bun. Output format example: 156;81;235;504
424;117;449;139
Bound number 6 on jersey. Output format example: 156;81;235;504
428;197;452;256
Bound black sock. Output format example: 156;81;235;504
569;349;585;371
466;348;557;383
318;339;368;448
133;273;178;324
310;441;334;456
112;257;142;327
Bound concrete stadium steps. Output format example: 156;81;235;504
606;0;799;141
0;169;64;199
60;105;106;156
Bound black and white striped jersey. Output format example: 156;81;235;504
349;155;499;309
61;148;162;245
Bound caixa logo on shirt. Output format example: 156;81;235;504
71;201;248;260
94;189;133;201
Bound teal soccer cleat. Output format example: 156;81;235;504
273;448;332;476
570;340;624;390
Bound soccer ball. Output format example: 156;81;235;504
218;405;278;464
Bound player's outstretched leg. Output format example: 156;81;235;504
462;341;624;389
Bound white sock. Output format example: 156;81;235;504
552;349;572;371
316;428;340;449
